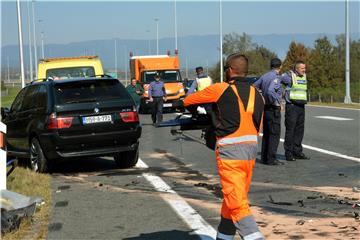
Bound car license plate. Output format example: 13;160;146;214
163;103;172;107
83;115;112;124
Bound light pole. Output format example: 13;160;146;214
31;0;38;77
7;56;10;82
174;0;178;51
155;18;159;55
114;39;117;77
146;30;151;54
27;1;33;81
41;31;45;59
16;0;25;88
344;0;352;103
124;46;128;84
219;0;223;82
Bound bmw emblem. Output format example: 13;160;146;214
94;108;100;114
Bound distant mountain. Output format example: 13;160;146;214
2;33;359;71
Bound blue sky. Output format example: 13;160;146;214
1;0;359;47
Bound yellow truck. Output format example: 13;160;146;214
129;52;185;112
37;55;104;80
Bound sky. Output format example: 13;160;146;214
1;0;359;47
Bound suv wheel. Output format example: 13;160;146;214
114;148;139;168
30;138;49;173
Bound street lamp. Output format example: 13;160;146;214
174;0;178;51
154;18;159;55
219;0;223;82
40;31;45;59
26;1;33;81
31;0;38;77
16;0;25;88
114;39;117;77
344;0;352;103
146;30;151;54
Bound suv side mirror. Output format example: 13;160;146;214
1;107;10;119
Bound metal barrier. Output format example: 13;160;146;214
1;121;6;190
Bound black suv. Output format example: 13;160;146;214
1;77;142;172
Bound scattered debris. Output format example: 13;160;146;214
256;221;268;227
267;195;293;206
296;219;305;225
352;203;360;208
124;180;140;187
55;190;61;193
298;200;305;207
338;173;345;177
330;222;338;227
98;183;103;187
272;229;286;234
353;187;360;193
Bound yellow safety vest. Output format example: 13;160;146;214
196;76;212;91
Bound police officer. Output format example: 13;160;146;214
184;53;265;240
186;66;213;95
282;60;310;161
148;73;167;125
254;58;290;165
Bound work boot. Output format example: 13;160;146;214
265;160;284;166
294;153;310;160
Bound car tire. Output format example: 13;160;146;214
114;148;139;168
30;137;49;173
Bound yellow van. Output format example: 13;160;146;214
37;56;104;80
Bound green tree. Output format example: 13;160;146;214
308;37;343;101
223;32;255;57
282;41;310;72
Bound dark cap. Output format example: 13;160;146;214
195;66;203;72
270;58;282;69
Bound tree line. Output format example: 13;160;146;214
210;32;360;103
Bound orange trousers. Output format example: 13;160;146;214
216;150;255;223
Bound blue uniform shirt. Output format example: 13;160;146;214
280;72;297;104
149;80;166;98
253;70;291;106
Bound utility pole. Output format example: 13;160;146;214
27;1;33;81
155;18;159;55
219;0;223;82
31;0;38;77
185;57;188;79
16;0;25;88
124;46;128;84
344;0;352;103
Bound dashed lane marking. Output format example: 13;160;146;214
136;158;216;240
314;116;354;121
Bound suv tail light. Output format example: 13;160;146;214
120;111;139;122
47;113;74;129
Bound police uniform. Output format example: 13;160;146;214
254;65;288;165
282;70;308;160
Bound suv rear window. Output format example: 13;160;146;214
46;67;95;79
54;79;130;104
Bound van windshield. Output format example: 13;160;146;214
53;79;130;104
46;67;95;79
142;70;182;83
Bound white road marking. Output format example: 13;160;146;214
314;116;354;121
307;104;360;111
259;133;360;163
136;158;217;240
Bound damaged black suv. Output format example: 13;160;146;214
1;76;142;172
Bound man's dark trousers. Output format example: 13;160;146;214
261;105;281;164
151;97;163;124
284;103;305;159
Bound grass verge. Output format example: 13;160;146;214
3;166;51;240
1;87;21;108
308;101;360;109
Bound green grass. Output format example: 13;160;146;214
1;87;21;108
4;167;51;240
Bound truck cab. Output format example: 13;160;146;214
37;55;104;80
129;54;185;112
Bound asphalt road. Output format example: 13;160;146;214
48;106;360;240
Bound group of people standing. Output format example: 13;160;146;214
254;58;309;166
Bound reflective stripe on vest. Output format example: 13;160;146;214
289;71;307;101
216;232;235;240
243;232;265;240
196;77;212;91
217;135;258;146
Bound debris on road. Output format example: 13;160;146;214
296;219;305;225
267;195;293;206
